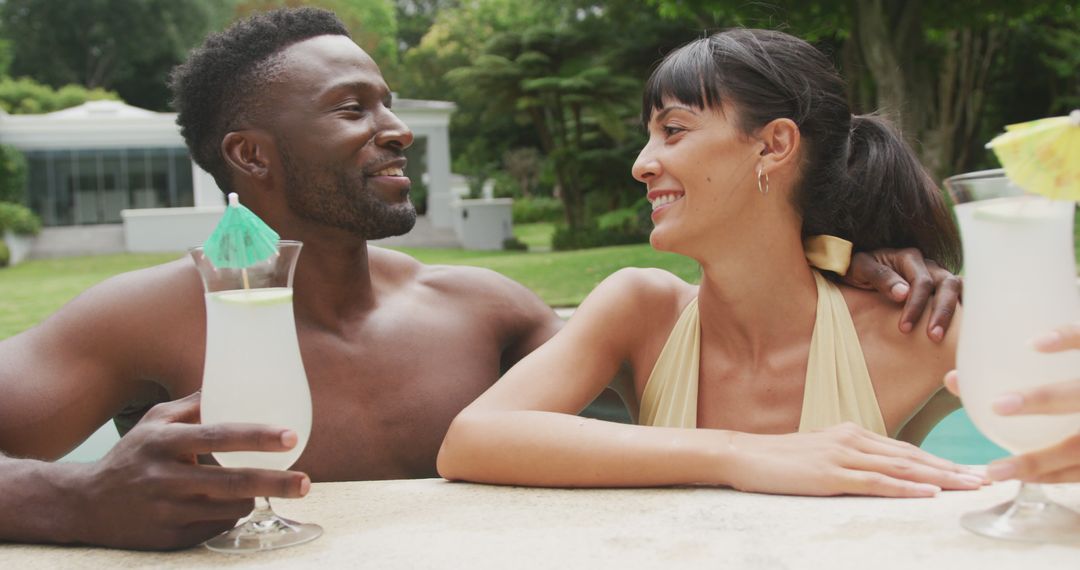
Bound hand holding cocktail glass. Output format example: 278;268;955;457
945;323;1080;484
943;110;1080;543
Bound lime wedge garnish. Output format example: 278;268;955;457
972;198;1063;223
211;288;292;305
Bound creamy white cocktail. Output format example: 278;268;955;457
956;197;1080;452
201;287;312;471
946;170;1080;543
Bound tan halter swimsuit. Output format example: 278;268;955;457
639;238;887;435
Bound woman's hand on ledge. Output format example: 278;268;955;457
724;423;985;498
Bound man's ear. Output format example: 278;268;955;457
757;118;800;173
221;130;276;182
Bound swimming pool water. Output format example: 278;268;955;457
921;409;1009;465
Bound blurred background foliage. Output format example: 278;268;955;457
0;0;1075;248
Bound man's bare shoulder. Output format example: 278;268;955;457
20;257;203;361
367;246;560;362
369;246;538;305
0;256;204;444
66;257;201;315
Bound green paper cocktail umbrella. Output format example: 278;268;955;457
986;110;1080;201
204;192;280;271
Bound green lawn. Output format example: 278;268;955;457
0;253;184;339
399;243;699;307
0;244;697;339
514;222;556;251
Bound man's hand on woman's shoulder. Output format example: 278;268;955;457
844;247;962;342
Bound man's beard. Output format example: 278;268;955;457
280;145;416;240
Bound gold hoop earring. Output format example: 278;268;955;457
757;166;770;195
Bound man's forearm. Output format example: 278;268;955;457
0;453;86;545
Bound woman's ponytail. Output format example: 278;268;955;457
842;114;961;272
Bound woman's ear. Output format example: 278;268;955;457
221;130;276;183
758;118;800;173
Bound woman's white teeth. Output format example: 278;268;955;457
373;167;404;176
650;194;682;209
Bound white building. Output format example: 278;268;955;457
0;98;472;254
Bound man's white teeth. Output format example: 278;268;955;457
373;167;404;177
650;194;682;209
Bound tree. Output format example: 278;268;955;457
644;0;1076;179
395;0;461;54
1038;6;1080;113
234;0;399;68
447;22;638;229
398;0;561;202
0;145;27;204
0;0;227;110
502;147;542;197
397;0;700;236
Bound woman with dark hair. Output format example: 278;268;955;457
437;29;982;497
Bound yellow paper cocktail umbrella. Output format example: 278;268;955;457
986;110;1080;201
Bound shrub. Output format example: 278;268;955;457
552;198;652;251
0;145;27;203
0;77;116;115
492;171;519;198
502;236;528;251
596;207;641;231
0;239;9;267
0;202;41;235
409;176;428;216
513;197;564;224
552;223;650;251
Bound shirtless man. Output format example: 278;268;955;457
0;8;961;550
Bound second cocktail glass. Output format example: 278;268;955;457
945;169;1080;543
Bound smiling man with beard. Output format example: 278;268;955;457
0;7;963;551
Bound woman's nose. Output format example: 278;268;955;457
631;145;661;183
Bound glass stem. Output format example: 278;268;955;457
1014;483;1052;509
248;497;277;529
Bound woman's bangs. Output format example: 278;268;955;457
641;40;721;125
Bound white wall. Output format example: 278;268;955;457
121;206;225;252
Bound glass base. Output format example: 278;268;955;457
205;513;322;553
961;483;1080;544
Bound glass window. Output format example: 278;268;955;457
172;149;194;207
52;150;76;226
147;148;173;208
25;151;52;225
100;150;127;223
72;149;100;224
21;146;195;226
128;148;153;209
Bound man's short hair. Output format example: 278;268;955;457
169;7;350;192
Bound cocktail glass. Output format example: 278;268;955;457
945;169;1080;542
189;240;322;552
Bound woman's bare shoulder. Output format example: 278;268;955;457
559;268;697;355
586;267;697;318
839;283;960;433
